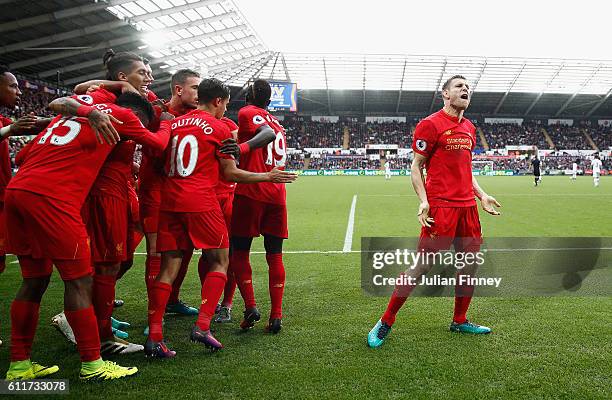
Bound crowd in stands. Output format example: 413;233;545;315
547;125;591;149
589;125;612;150
286;153;305;170
8;137;29;172
479;122;550;149
348;121;413;148
284;119;344;148
283;118;414;149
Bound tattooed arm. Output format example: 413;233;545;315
49;97;121;144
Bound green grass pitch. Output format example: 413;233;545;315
0;176;610;399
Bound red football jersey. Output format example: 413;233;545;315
234;105;287;205
160;110;232;213
83;89;137;200
147;90;158;102
0;115;13;202
9;98;170;208
412;109;476;207
215;116;238;195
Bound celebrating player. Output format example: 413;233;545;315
367;75;501;348
0;65;52;348
145;78;296;358
140;69;203;332
230;79;291;334
4;91;170;381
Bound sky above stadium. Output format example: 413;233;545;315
234;0;608;60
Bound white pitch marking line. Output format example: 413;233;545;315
360;194;608;197
343;195;358;253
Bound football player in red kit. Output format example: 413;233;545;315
231;79;290;334
0;65;52;348
140;69;203;321
367;75;501;348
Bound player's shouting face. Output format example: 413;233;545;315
443;77;471;110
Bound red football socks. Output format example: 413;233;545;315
148;281;172;342
381;272;416;326
266;253;285;319
92;273;116;339
145;255;161;295
65;307;101;362
10;300;40;361
232;250;256;309
453;276;475;324
169;250;192;304
196;271;227;331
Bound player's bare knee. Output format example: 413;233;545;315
16;276;51;302
159;250;183;283
203;249;229;273
94;262;120;276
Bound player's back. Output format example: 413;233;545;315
90;140;136;199
235;104;287;205
161;110;231;212
10;103;130;207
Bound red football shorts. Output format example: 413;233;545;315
140;189;161;234
0;201;6;255
230;195;288;239
5;189;92;280
418;206;482;252
82;194;128;263
157;209;229;252
217;191;234;231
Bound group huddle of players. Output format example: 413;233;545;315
0;50;296;381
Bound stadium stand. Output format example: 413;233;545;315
546;125;592;150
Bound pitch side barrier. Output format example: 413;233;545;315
287;169;519;176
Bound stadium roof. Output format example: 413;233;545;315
0;0;271;90
1;0;612;117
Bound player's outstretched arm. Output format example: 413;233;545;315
49;97;121;145
119;117;171;152
220;158;297;184
0;114;38;141
219;125;275;156
74;80;139;95
472;175;501;216
411;153;433;227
